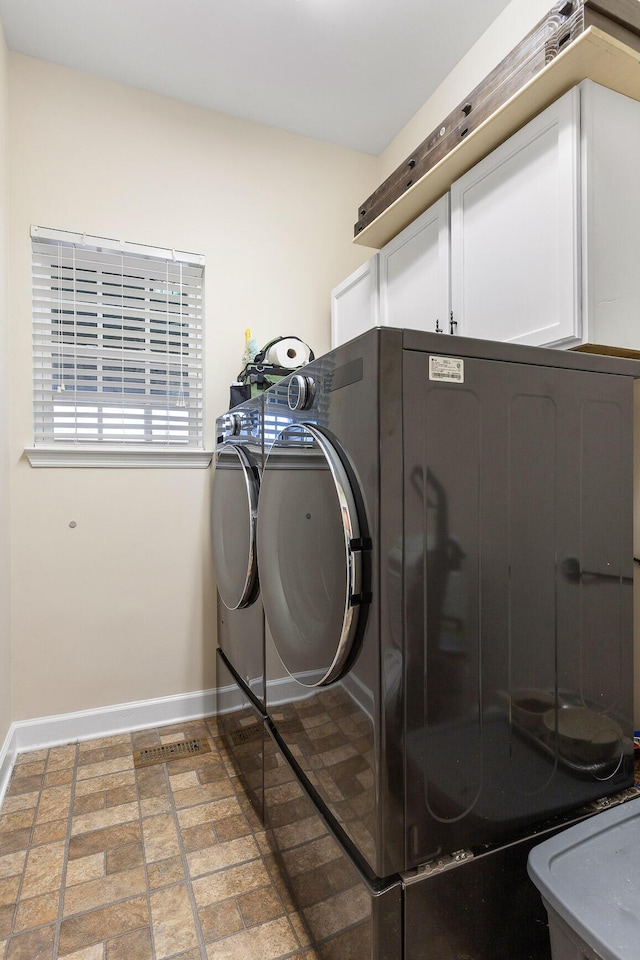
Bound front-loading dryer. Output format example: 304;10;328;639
211;395;265;706
257;327;637;881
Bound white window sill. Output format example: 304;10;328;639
24;446;214;468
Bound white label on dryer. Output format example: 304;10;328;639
429;356;464;383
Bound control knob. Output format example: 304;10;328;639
287;375;316;411
220;412;241;438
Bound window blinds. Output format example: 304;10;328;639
32;226;205;446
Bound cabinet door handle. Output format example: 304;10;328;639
449;312;458;335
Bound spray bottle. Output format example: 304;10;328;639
242;328;259;366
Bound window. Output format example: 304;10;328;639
30;226;206;464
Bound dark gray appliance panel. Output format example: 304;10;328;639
216;649;265;820
404;827;563;960
217;599;265;704
403;352;634;865
263;723;402;960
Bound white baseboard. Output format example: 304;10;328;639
0;672;322;807
11;688;223;754
0;686;232;807
0;725;18;810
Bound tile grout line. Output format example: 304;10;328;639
54;735;165;957
52;740;81;960
2;756;44;952
5;746;68;956
135;730;158;960
2;774;34;943
160;733;209;960
41;739;147;958
0;743;82;958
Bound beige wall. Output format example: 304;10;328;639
0;23;10;745
8;53;378;720
7;0;637;728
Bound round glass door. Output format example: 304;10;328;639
257;423;366;686
211;443;260;610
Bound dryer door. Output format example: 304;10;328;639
211;442;260;610
257;423;366;686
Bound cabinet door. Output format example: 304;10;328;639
581;80;640;351
331;256;379;348
451;87;581;347
379;195;450;335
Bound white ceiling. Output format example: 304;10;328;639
0;0;512;155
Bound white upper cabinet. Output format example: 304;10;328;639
331;256;379;348
379;195;450;335
450;79;640;352
331;196;450;348
333;79;640;353
450;87;581;348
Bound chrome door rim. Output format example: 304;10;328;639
213;442;260;610
261;422;365;686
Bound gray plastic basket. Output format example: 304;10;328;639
528;799;640;960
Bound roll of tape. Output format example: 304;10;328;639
266;338;311;369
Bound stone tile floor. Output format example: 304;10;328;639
0;716;318;960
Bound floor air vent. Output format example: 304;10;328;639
229;723;263;745
133;737;211;768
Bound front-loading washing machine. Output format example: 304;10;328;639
211;395;264;705
211;395;266;815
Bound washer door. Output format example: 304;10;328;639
257;423;366;687
211;442;260;610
